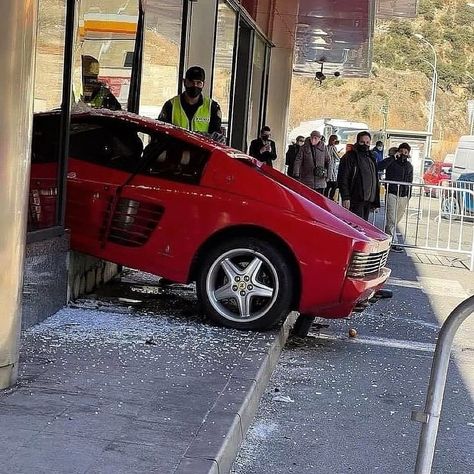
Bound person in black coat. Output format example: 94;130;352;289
249;126;277;166
285;135;304;177
337;131;380;220
377;143;414;252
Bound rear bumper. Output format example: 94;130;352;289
305;267;391;319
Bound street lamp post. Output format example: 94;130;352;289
414;34;438;159
466;72;474;135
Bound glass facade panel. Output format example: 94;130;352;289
140;2;184;119
34;0;66;113
213;1;237;127
28;0;66;231
73;0;140;110
247;35;266;145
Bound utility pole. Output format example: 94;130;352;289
380;101;389;147
415;34;438;158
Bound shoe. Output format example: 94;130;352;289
391;245;404;253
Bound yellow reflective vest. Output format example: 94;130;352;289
170;95;212;132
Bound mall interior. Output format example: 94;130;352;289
1;0;418;387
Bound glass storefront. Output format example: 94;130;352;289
73;0;140;110
28;0;67;231
28;0;270;232
139;2;184;119
212;1;237;131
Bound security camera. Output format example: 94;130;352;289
315;71;326;83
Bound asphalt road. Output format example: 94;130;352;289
232;251;474;474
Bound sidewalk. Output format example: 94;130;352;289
232;246;474;473
0;270;296;474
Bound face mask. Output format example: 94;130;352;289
400;154;409;162
185;86;202;98
357;143;370;152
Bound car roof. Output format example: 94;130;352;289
35;108;228;153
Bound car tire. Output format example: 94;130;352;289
441;195;462;220
196;237;295;330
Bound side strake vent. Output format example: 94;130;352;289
106;198;164;247
347;250;389;278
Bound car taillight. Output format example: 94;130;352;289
347;250;389;278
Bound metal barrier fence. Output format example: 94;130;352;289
371;180;474;271
412;295;474;473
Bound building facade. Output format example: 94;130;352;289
1;0;418;387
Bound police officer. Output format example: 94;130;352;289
158;66;222;137
81;55;121;111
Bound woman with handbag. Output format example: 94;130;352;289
293;130;329;193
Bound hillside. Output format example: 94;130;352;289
288;0;474;160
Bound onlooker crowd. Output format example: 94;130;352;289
153;64;414;254
292;131;330;193
284;129;414;252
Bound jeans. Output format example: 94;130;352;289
385;193;409;243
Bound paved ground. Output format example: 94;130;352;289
232;249;474;474
2;246;473;474
0;270;294;474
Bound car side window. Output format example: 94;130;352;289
141;136;210;185
69;120;144;173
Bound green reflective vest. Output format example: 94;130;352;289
170;95;212;132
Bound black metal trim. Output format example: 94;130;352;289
127;0;145;113
56;0;76;228
260;44;271;129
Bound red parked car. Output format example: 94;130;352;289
423;162;452;195
30;110;391;330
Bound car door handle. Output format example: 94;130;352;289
67;172;77;179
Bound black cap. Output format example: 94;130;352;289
185;66;205;82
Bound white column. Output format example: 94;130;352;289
0;0;38;389
264;0;299;171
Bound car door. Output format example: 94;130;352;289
105;133;212;279
66;117;144;257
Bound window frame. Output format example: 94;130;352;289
137;133;211;186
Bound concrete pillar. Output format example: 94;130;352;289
186;0;218;96
0;0;38;389
263;0;299;171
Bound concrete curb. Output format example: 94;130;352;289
174;312;298;474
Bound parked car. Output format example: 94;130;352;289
440;173;474;219
423;158;434;173
30;109;391;330
423;162;452;196
452;135;474;180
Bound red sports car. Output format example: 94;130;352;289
30;110;391;330
423;162;452;195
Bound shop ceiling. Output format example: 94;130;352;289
293;0;419;78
